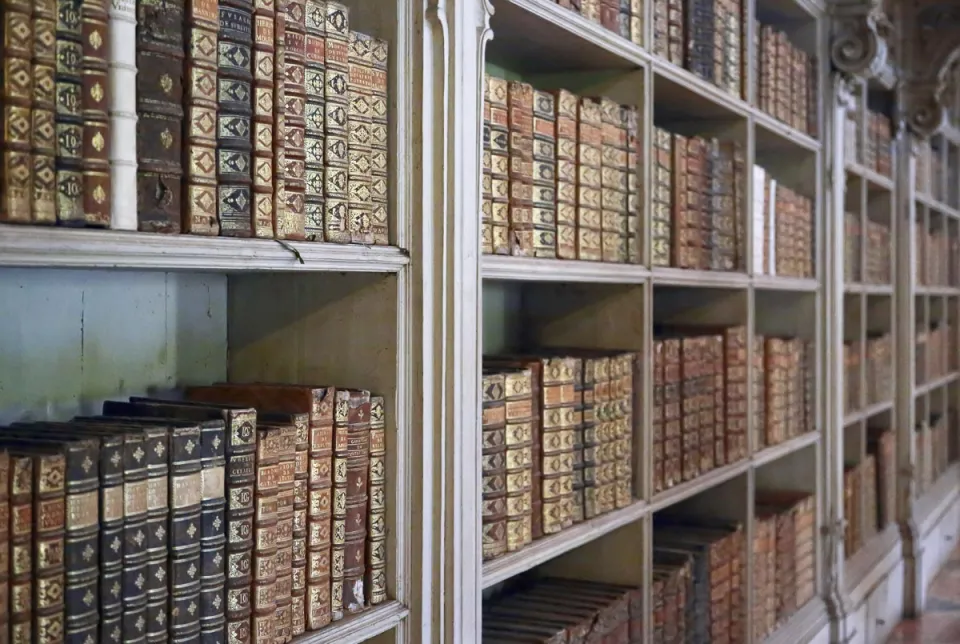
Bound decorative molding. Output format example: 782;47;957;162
900;2;960;138
828;0;893;78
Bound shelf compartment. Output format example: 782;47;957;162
649;459;750;513
916;371;960;397
752;275;819;292
845;161;895;193
487;0;645;73
916;192;960;220
0;227;410;273
761;597;829;644
482;256;649;284
481;500;647;588
652;59;751;121
651;267;750;288
844;400;894;427
753;431;819;467
844;522;902;607
754;110;820;155
297;601;409;644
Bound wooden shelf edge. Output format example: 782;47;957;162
844;162;895;192
652;267;749;288
649;460;750;513
915;193;960;219
844;522;902;607
753;432;820;467
761;597;830;644
651;59;751;118
752;275;819;292
482;255;649;284
843;400;894;426
916;463;960;537
0;227;410;273
296;601;408;644
754;110;821;154
915;372;960;397
481;501;648;589
916;285;960;296
500;0;647;66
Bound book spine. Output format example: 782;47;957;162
486;77;510;255
96;433;126;644
168;427;202;644
272;10;294;239
653;0;667;57
225;411;257;644
342;392;371;614
33;454;68;644
711;335;726;468
617;353;635;508
553;89;577;259
0;452;7;644
8;457;32;644
252;428;280;644
625;106;640;264
107;0;137;228
182;0;221;235
532;90;558;259
576;97;603;261
366;396;387;605
217;0;254;236
329;391;350;620
540;360;576;529
55;0;86;225
322;1;350;242
347;31;374;244
80;0;111;226
480;373;508;561
306;391;334;630
503;371;534;549
121;434;148;644
62;441;101;644
652;128;672;266
600;98;625;263
291;417;309;636
251;0;276;237
200;422;228;644
507;81;535;257
274;427;297;642
653;341;665;494
663;339;682;490
369;37;388;244
569;363;586;523
282;0;308;238
680;338;701;482
666;0;683;65
580;359;598;518
697;337;715;474
34;0;59;224
0;0;34;214
481;79;493;255
673;134;692;268
136;0;185;232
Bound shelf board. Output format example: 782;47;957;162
481;501;648;589
652;267;749;288
916;193;960;219
488;0;645;72
844;523;902;607
753;432;820;467
916;284;960;296
845;282;894;295
482;256;649;283
298;601;408;644
752;275;819;292
915;372;960;397
754;110;820;156
761;597;829;644
649;459;750;513
843;400;894;426
0;227;410;273
845;162;895;193
652;59;750;121
916;463;960;537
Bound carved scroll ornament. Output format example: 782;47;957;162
902;2;960;139
829;0;893;78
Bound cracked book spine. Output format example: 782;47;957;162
135;0;185;231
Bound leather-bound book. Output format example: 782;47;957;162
531;89;557;258
0;451;7;644
282;0;308;238
500;370;533;550
576;97;602;261
107;0;137;228
481;80;493;255
369;37;388;244
794;494;815;609
752;509;776;640
80;0;111;226
34;0;58;224
272;13;297;239
679;337;701;482
136;0;185;232
0;0;35;223
346;31;374;244
599;98;626;263
341;391;371;615
217;0;254;236
653;0;667;58
553;89;577;259
322;1;350;242
486;76;510;255
616;352;636;508
366;395;387;606
480;372;508;561
200;417;228;643
652;128;672;266
506;81;537;256
272;423;297;642
569;363;587;523
120;398;258;644
251;0;277;238
252;426;281;644
723;327;747;463
7;455;32;644
55;0;87;225
624;106;640;264
662;337;681;490
674;134;695;269
653;340;665;495
181;0;220;234
283;412;309;636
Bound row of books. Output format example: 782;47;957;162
481;75;642;263
0;1;391;246
652;514;745;643
481;352;636;561
553;0;644;46
916;322;956;386
845;214;892;285
757;23;818;137
652;329;815;494
915;412;953;496
652;0;745;100
845;106;893;177
916;223;960;287
843;333;894;414
752;491;816;641
482;576;642;643
914;138;950;203
845;429;897;559
752;167;815;279
0;385;388;644
652;129;746;271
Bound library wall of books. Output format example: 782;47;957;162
1;0;960;643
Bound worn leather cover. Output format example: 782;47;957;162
507;80;535;257
269;423;296;642
346;31;373;245
365;396;387;606
136;0;185;232
576;97;602;261
272;9;298;239
299;0;324;240
250;426;279;644
251;0;275;237
282;0;308;238
35;0;58;224
322;1;349;242
0;2;35;222
600;97;626;263
369;37;388;244
338;391;370;615
55;0;86;225
0;451;7;644
81;0;111;226
487;76;510;255
217;1;254;236
480;372;508;561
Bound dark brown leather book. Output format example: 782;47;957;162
33;0;58;224
55;0;87;225
136;0;185;232
322;1;350;243
0;450;8;644
282;0;308;239
346;31;373;245
269;423;296;641
300;0;325;241
217;0;254;236
182;0;221;234
0;0;35;223
7;455;32;644
184;384;335;632
80;0;111;226
251;0;275;237
366;396;386;606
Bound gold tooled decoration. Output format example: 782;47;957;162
160;74;173;94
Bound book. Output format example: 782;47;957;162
81;0;111;226
322;1;350;242
366;396;387;605
283;0;309;238
553;88;578;259
347;31;374;244
56;0;87;225
252;0;277;237
480;372;508;561
108;0;137;228
576;97;603;261
0;451;8;644
532;89;558;258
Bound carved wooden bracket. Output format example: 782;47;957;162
829;0;893;78
900;2;960;139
